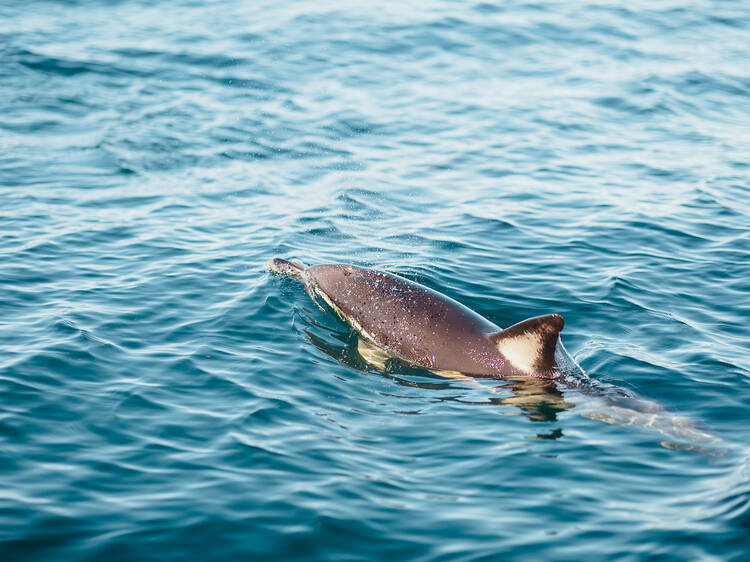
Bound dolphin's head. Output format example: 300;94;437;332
268;258;305;279
307;264;361;293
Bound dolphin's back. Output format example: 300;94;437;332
308;264;506;374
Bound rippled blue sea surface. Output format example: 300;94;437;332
2;0;750;559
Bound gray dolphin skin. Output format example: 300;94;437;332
269;258;565;378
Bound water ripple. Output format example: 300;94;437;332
2;0;750;560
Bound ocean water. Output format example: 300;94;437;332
1;0;749;559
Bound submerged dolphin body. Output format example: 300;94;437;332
269;258;564;378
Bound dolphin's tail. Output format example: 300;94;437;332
268;258;306;281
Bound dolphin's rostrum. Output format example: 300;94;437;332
270;258;564;378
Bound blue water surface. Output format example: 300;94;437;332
1;0;750;560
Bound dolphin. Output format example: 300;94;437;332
269;258;565;378
270;258;725;452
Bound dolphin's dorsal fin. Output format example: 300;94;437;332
488;314;564;375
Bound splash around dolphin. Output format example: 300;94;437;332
269;258;565;378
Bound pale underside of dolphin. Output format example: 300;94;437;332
269;258;565;378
